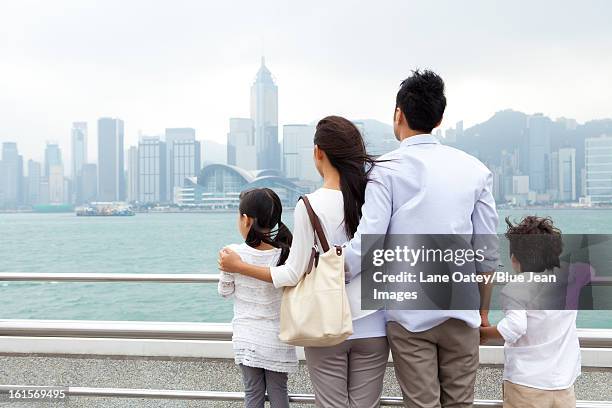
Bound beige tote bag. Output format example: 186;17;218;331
279;195;353;347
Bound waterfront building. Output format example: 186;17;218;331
558;147;577;202
97;117;125;201
165;128;201;193
227;118;256;170
81;163;98;203
39;178;50;205
512;175;530;195
250;57;280;170
0;142;23;207
174;164;308;208
456;120;464;139
48;164;64;204
526;113;551;193
26;160;42;205
126;146;139;203
282;124;319;182
44;143;62;178
71;122;88;203
585;135;612;204
138;136;167;204
550;151;559;199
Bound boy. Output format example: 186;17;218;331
480;216;580;408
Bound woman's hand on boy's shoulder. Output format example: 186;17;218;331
218;247;244;273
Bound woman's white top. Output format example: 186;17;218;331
497;273;581;390
269;188;386;339
218;243;298;373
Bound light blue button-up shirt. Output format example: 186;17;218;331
345;134;499;332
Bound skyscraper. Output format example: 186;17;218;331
71;122;88;178
250;57;279;170
71;122;88;203
138;136;167;203
165;128;200;192
527;113;551;193
97;117;125;202
44;143;62;178
126;146;139;203
282;124;319;181
80;163;98;203
227;118;256;170
27;160;42;205
558;147;576;201
585;135;612;204
48;164;64;204
0;142;23;207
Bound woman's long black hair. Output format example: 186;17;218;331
239;188;292;266
314;116;378;238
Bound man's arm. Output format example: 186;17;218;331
345;169;393;281
472;171;500;326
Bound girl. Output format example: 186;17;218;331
217;188;298;408
219;116;390;408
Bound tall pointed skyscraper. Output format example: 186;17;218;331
250;57;280;170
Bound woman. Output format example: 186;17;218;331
219;115;389;408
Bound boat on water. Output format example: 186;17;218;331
76;202;135;217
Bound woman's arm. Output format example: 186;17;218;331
218;249;273;282
218;200;314;287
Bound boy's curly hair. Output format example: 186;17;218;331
504;216;563;272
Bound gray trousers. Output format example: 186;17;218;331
304;336;390;408
239;364;289;408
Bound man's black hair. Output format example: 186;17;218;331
396;69;446;133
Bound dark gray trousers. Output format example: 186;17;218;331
239;364;290;408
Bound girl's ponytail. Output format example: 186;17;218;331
239;188;293;266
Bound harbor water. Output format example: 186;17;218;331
1;209;611;327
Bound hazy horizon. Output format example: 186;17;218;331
1;0;611;163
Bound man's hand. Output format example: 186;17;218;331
480;309;490;328
218;247;243;273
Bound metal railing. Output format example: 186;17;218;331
1;386;611;407
1;272;612;347
0;272;219;283
1;272;611;407
1;271;610;284
1;320;611;349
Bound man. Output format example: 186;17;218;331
344;70;499;408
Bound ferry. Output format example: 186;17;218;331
76;202;135;217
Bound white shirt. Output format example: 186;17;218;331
497;273;581;390
344;134;500;332
270;188;386;338
218;243;298;373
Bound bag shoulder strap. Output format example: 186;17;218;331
299;195;330;253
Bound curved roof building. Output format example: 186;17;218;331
174;164;308;208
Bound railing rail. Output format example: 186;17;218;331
0;272;219;283
0;386;611;407
1;272;612;347
1;271;611;284
1;320;611;349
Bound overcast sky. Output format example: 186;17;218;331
1;0;611;163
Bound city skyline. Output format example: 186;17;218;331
1;0;611;163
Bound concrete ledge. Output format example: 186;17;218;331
2;337;612;368
0;354;611;407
